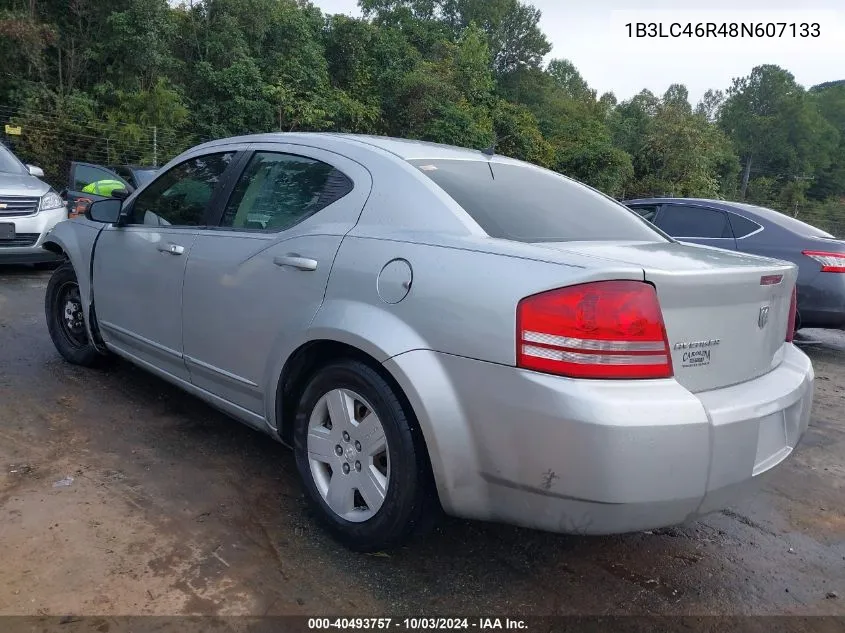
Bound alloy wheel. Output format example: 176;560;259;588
306;388;390;522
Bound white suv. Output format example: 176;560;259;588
0;144;67;265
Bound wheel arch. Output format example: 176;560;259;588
274;336;441;502
41;240;68;259
41;221;106;352
276;339;416;446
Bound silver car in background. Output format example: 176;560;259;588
41;134;814;551
0;143;66;265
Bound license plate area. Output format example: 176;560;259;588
753;411;791;476
0;223;15;240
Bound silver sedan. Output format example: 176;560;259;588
41;133;814;551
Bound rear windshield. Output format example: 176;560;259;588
409;159;665;243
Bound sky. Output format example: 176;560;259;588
312;0;845;105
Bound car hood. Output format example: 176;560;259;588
0;171;49;196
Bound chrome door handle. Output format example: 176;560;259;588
157;243;185;256
274;254;318;271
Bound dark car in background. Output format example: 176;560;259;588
624;198;845;330
63;162;158;215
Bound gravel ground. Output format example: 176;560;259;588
0;265;843;621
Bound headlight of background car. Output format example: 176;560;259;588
39;191;65;212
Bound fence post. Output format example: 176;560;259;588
153;126;158;167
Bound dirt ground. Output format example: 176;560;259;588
0;265;843;619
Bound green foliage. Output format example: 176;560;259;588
628;86;738;198
0;0;842;234
491;100;553;166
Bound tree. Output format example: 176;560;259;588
719;65;837;200
360;0;550;75
387;25;495;147
695;89;724;122
807;83;845;201
0;0;840;232
610;88;738;198
491;99;553;166
546;59;595;102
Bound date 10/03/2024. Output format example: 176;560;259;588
307;617;528;630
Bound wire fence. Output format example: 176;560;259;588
2;105;844;237
0;106;202;190
793;207;845;238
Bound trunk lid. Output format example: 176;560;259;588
534;241;797;393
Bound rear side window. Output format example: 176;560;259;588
655;205;733;238
409;160;665;243
727;212;762;238
629;204;659;222
220;152;353;231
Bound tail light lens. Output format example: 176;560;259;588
802;250;845;273
786;285;797;342
516;280;673;379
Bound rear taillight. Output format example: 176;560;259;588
802;250;845;273
786;285;797;342
516;280;673;379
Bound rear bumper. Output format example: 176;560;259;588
384;344;814;534
0;207;67;264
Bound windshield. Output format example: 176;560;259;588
410;159;666;243
133;169;158;186
0;144;27;175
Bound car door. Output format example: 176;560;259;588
66;162;132;209
93;149;241;381
181;144;372;418
652;203;738;250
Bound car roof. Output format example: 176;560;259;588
193;132;494;162
624;197;835;238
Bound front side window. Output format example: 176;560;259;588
74;164;122;191
409;160;665;243
220;152;353;231
655;205;733;239
129;152;235;226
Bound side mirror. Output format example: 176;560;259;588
85;198;123;224
111;187;131;201
27;164;45;178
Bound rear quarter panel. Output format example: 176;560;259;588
312;234;647;367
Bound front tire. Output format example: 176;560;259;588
293;359;435;552
45;263;103;367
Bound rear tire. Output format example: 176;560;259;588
293;359;435;552
45;263;103;367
